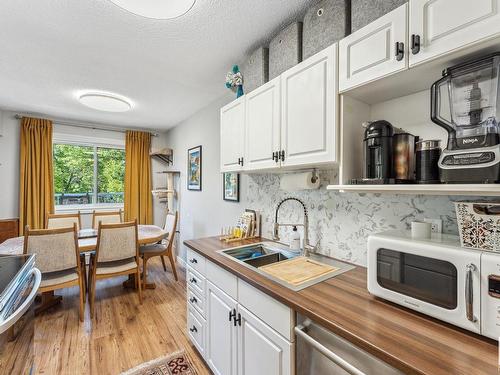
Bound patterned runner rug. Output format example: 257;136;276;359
120;350;197;375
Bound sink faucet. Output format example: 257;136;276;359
273;197;315;256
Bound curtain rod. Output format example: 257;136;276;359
13;114;159;137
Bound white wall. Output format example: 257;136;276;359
0;111;20;219
164;94;247;260
0;110;166;228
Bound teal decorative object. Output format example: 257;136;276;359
225;65;244;98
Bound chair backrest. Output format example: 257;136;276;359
24;224;79;274
164;211;179;246
92;210;122;229
96;221;138;263
46;212;81;231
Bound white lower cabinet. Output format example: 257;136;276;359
237;305;293;375
186;254;295;375
206;281;238;375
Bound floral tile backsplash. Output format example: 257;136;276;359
245;171;491;266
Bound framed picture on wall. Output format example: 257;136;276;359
223;172;239;202
187;145;202;191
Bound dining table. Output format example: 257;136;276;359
0;225;169;255
0;224;169;312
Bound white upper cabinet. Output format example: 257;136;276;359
339;4;408;92
220;97;245;172
409;0;500;66
245;77;281;171
206;281;238;375
237;305;293;375
280;45;338;168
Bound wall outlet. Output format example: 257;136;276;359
424;218;443;234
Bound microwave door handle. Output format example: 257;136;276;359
465;263;477;323
0;268;41;335
295;324;367;375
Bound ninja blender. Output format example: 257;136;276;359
431;53;500;183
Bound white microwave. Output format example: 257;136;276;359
368;230;500;340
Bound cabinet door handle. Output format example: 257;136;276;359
234;312;242;326
189;258;197;264
465;263;477;322
189;277;197;284
189;296;197;303
229;308;236;322
411;34;420;55
395;42;404;61
189;326;198;333
280;150;285;162
240;157;244;166
272;151;277;162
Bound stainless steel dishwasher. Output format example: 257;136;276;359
295;314;403;375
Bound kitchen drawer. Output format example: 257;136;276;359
187;267;205;297
187;287;205;317
187;306;206;357
238;279;294;341
206;260;238;300
186;249;206;275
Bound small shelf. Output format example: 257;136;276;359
326;184;500;196
150;148;173;166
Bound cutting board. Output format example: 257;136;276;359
259;256;339;286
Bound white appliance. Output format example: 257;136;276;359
368;230;500;340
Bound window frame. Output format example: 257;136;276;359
52;134;125;212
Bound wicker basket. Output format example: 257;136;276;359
455;201;500;252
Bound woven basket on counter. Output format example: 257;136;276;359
455;201;500;252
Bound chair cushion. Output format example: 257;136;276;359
140;243;167;254
96;258;138;275
41;269;79;288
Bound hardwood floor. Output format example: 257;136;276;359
34;258;211;375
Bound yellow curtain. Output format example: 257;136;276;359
19;117;55;234
124;130;153;224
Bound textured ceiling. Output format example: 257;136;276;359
0;0;317;130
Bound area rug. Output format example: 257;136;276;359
120;350;197;375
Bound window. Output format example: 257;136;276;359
53;143;125;207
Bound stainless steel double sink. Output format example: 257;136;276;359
217;242;355;291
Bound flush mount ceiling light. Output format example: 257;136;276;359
109;0;196;20
78;91;132;112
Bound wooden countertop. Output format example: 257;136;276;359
184;236;498;375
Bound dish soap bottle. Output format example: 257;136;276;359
290;226;301;251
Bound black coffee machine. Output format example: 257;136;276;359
359;120;395;184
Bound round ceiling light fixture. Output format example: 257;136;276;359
78;91;132;112
109;0;196;20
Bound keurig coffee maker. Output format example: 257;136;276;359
359;120;394;184
431;53;500;183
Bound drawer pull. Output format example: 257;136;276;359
189;326;198;333
189;258;198;264
189;277;197;284
189;296;198;303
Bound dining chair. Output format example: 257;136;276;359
91;210;122;229
140;211;179;287
23;224;85;321
46;212;81;231
88;220;142;318
46;211;87;292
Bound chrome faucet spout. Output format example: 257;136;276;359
273;197;315;255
